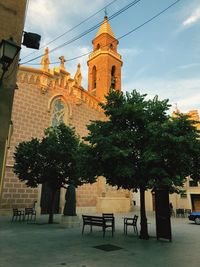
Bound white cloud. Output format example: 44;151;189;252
25;0;57;31
24;0;107;51
155;46;166;53
25;0;109;34
123;78;200;113
119;47;142;57
22;0;117;65
178;93;200;109
182;7;200;27
130;66;148;80
178;63;200;69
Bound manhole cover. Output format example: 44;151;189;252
93;244;123;252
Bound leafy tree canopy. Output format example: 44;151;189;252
84;89;200;239
13;123;91;223
14;123;83;191
85;90;200;191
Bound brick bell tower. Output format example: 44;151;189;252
87;16;122;102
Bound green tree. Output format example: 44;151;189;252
14;123;86;224
84;90;200;239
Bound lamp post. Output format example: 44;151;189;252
0;37;21;84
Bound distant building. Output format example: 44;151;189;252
171;110;200;213
0;16;131;215
138;109;200;213
143;175;200;213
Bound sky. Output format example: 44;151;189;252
20;0;200;113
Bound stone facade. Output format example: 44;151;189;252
0;16;131;214
140;176;200;213
0;1;27;204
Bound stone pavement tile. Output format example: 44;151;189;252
0;213;199;267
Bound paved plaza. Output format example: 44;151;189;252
0;212;199;267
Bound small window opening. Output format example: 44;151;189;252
92;66;97;89
111;66;116;90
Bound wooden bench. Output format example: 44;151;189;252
102;213;115;231
11;208;24;222
82;215;114;237
24;208;36;222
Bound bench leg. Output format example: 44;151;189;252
134;226;138;235
125;224;128;235
82;224;85;235
27;214;32;223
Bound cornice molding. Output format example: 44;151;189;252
17;68;102;113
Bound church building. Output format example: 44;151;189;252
0;16;132;215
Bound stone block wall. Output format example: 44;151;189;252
0;0;27;207
0;10;131;215
0;68;128;214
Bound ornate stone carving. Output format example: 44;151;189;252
59;56;66;71
74;63;82;87
40;85;48;94
41;47;50;72
29;75;35;84
23;74;28;83
36;76;40;85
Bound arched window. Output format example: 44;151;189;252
111;66;116;90
92;66;97;89
109;43;113;49
51;98;66;126
97;43;100;50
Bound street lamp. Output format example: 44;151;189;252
0;37;21;84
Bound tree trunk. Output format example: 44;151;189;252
48;190;56;224
139;185;149;240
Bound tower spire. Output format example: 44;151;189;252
95;16;115;38
87;15;122;102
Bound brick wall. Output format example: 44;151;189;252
0;0;27;204
0;68;106;211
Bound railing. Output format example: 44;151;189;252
88;48;121;60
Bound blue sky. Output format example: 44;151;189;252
21;0;200;113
